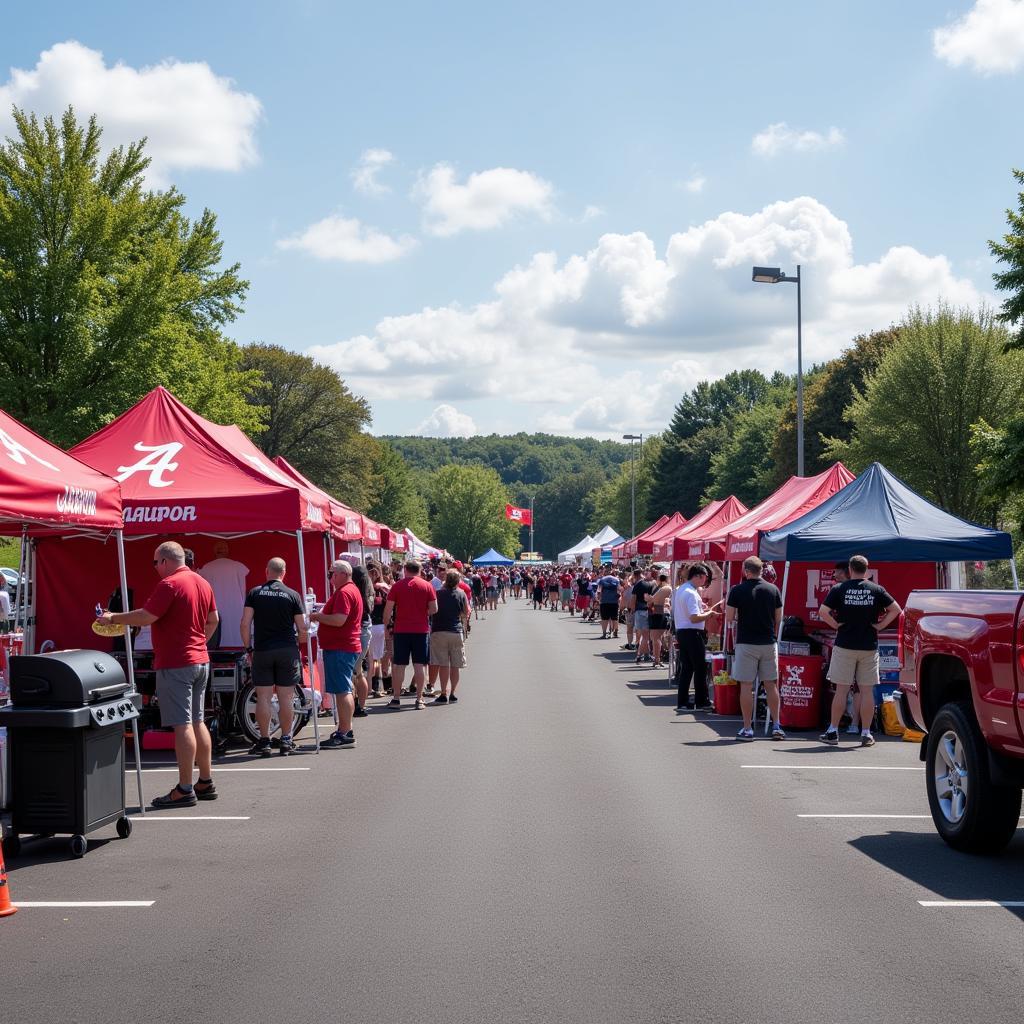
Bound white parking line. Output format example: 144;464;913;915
798;813;931;819
141;767;310;773
129;815;251;821
15;901;155;908
919;900;1024;908
741;765;922;771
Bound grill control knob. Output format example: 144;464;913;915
95;709;104;720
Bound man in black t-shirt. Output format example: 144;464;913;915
818;554;901;747
631;572;657;661
726;556;784;741
240;558;308;756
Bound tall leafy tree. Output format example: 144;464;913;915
240;344;377;511
772;328;897;479
825;305;1024;521
428;464;519;561
587;435;664;537
0;107;258;445
706;394;792;506
365;441;429;536
532;468;607;559
990;167;1024;349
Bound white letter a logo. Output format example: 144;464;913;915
115;442;183;489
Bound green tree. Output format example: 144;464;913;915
0;107;258;445
532;468;607;558
990;167;1024;349
772;328;898;479
825;305;1024;520
428;464;519;561
706;396;791;506
649;370;774;516
365;441;429;536
240;344;377;511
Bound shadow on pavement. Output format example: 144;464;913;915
636;693;677;707
848;829;1024;919
4;832;117;870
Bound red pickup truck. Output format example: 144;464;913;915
898;589;1024;853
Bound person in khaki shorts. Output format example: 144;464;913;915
726;556;784;741
430;570;470;704
818;554;901;747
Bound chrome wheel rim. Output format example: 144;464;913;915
934;729;969;824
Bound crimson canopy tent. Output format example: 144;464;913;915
703;463;856;561
612;515;668;560
649;496;749;561
272;455;365;544
0;407;146;811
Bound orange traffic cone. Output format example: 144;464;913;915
0;842;17;917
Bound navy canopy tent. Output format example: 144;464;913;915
760;462;1015;566
472;547;515;566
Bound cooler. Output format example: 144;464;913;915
777;654;824;729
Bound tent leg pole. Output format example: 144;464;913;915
27;539;36;656
296;531;321;753
117;530;145;816
778;563;791;641
1012;558;1020;591
14;526;26;638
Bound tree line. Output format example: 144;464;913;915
6;107;1024;565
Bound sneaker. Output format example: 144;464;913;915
771;727;786;741
448;694;458;703
860;732;876;747
353;705;369;718
819;729;840;746
434;694;449;704
324;731;355;748
248;736;272;758
415;698;426;709
694;702;713;711
736;729;755;742
370;689;383;699
279;736;295;756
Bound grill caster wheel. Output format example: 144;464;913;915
2;833;20;858
70;834;87;858
116;816;132;839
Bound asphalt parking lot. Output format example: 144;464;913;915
2;602;1022;1024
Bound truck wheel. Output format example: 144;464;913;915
926;700;1022;854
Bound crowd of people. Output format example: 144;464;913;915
510;554;900;749
98;545;499;809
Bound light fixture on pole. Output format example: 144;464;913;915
752;265;803;476
622;433;642;538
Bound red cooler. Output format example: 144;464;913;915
777;654;824;729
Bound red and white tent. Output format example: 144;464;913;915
704;464;856;561
650;496;749;561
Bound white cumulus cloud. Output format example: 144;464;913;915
752;123;845;157
309;196;984;437
415;404;477;438
933;0;1024;74
0;41;261;184
351;148;394;195
413;163;555;236
277;215;416;263
679;174;706;193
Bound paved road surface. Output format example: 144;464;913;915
3;601;1023;1023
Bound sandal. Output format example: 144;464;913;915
151;785;198;809
194;779;218;801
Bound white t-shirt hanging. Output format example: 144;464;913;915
198;558;249;647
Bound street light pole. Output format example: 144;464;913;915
752;264;804;476
622;433;642;537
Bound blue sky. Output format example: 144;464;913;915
5;1;1024;437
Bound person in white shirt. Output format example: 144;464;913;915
672;563;720;712
0;585;11;632
198;540;249;648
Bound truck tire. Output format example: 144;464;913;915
925;700;1022;854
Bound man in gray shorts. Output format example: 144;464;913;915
98;541;219;807
241;557;308;757
725;556;784;741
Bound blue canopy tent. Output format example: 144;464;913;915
472;547;515;566
760;463;1018;615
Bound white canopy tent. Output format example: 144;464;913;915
558;525;626;564
591;525;625;548
558;534;596;562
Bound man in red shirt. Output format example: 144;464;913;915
98;541;219;808
383;559;438;709
309;560;363;748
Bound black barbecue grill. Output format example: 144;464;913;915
0;650;141;857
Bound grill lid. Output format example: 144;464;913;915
10;650;129;708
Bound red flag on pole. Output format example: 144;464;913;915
505;504;533;525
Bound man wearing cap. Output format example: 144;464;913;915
309;560;363;748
